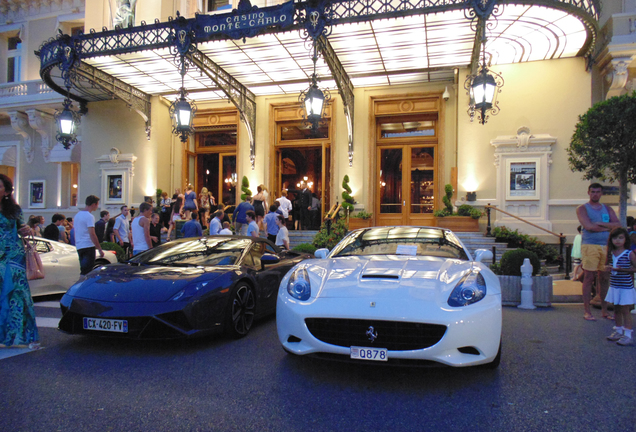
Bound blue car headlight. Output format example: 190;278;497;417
170;281;209;301
287;266;311;301
448;270;486;307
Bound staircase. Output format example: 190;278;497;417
288;230;319;249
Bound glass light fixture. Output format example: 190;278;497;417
299;44;330;136
170;85;197;143
54;97;82;149
464;37;504;125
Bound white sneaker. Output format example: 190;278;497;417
617;336;634;346
607;331;623;341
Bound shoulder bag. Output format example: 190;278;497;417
23;235;45;280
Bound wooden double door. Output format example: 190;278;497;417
376;145;437;227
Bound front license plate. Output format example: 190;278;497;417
83;317;128;333
350;346;388;362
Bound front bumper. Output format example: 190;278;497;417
276;293;502;367
58;296;224;339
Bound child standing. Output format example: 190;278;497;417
605;227;636;346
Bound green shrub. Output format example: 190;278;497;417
101;241;126;262
442;184;453;213
499;248;541;276
493;226;559;263
292;243;317;254
341;175;354;212
351;210;372;219
313;218;348;250
240;176;251;202
457;204;482;219
433;209;451;217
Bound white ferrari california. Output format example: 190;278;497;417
276;226;502;368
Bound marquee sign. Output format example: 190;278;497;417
195;0;295;41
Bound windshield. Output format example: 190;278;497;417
329;227;468;260
128;237;253;267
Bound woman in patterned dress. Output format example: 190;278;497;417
0;174;40;349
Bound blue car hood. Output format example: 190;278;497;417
69;263;231;302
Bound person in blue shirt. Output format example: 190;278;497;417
263;204;279;243
233;195;254;236
181;210;203;238
208;209;224;235
246;210;259;238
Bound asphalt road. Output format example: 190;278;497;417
2;301;635;432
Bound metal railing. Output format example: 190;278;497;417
485;204;569;278
323;203;341;235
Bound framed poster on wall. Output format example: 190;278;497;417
506;159;540;200
104;171;127;205
29;180;45;208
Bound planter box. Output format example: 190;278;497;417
435;216;479;232
498;275;553;307
348;218;373;230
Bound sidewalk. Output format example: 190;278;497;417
552;279;583;303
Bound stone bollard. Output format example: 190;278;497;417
518;258;536;310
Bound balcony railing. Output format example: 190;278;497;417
0;80;55;99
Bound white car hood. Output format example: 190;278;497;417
308;255;474;301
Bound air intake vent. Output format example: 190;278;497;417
361;274;399;279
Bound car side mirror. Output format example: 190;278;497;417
260;254;280;270
314;248;329;259
474;249;493;263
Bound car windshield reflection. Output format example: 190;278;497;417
128;237;252;267
330;227;468;260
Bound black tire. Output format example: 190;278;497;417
225;283;255;338
481;340;502;369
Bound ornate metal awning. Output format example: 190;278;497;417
37;0;600;167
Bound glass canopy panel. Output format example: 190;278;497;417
77;3;592;103
485;5;587;65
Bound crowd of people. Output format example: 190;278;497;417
17;183;299;262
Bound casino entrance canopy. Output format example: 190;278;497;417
37;0;600;159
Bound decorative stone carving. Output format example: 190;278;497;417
26;109;54;163
9;111;33;163
108;148;121;164
604;57;634;99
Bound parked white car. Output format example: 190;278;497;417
277;226;502;368
26;237;118;297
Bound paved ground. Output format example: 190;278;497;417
1;300;635;431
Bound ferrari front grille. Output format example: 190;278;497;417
305;318;446;351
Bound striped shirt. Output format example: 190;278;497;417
610;250;634;289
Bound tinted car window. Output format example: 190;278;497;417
128;238;252;267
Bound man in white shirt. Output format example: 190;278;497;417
113;205;132;256
276;190;292;219
74;195;105;275
219;221;233;235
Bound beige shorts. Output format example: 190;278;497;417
581;244;607;272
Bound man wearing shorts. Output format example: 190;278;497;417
576;183;621;321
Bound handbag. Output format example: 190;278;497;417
23;236;45;280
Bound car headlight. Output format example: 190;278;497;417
170;281;209;301
287;266;311;301
448;270;486;307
